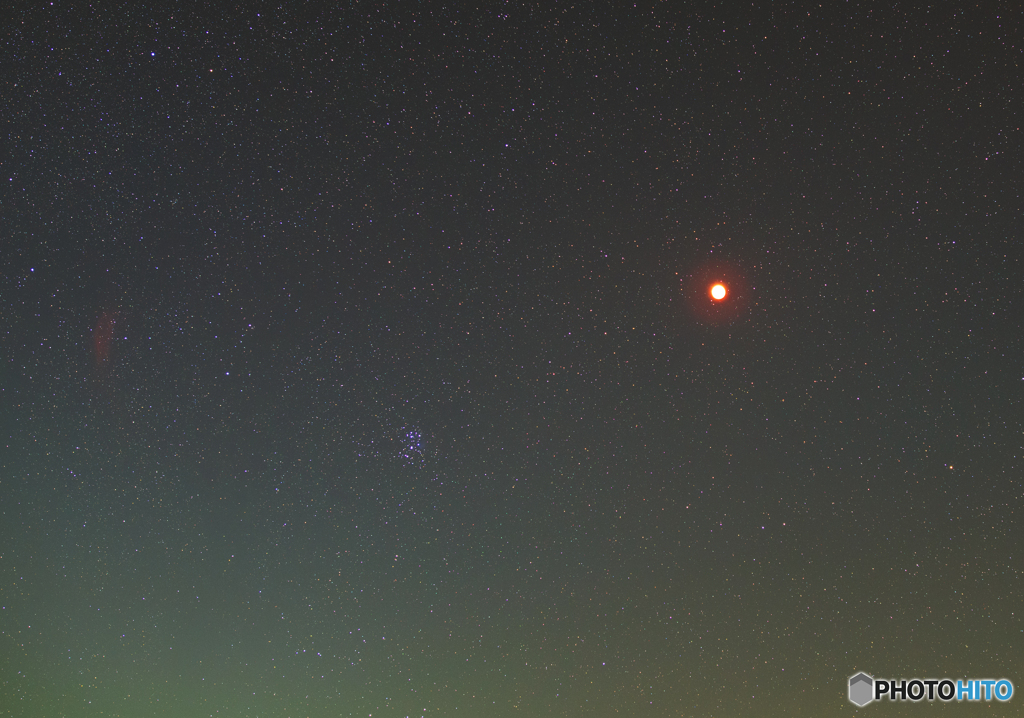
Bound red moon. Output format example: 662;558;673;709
682;260;749;324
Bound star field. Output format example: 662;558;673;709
2;2;1022;717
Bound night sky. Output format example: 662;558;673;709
2;3;1022;717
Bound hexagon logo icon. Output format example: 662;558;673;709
849;672;874;706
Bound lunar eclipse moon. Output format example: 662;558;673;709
683;260;749;324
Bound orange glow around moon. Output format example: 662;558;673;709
682;258;749;323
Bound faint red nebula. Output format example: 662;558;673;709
93;310;118;371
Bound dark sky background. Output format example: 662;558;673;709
2;2;1022;716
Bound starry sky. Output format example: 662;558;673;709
1;3;1022;717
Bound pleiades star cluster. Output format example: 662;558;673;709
2;2;1021;717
